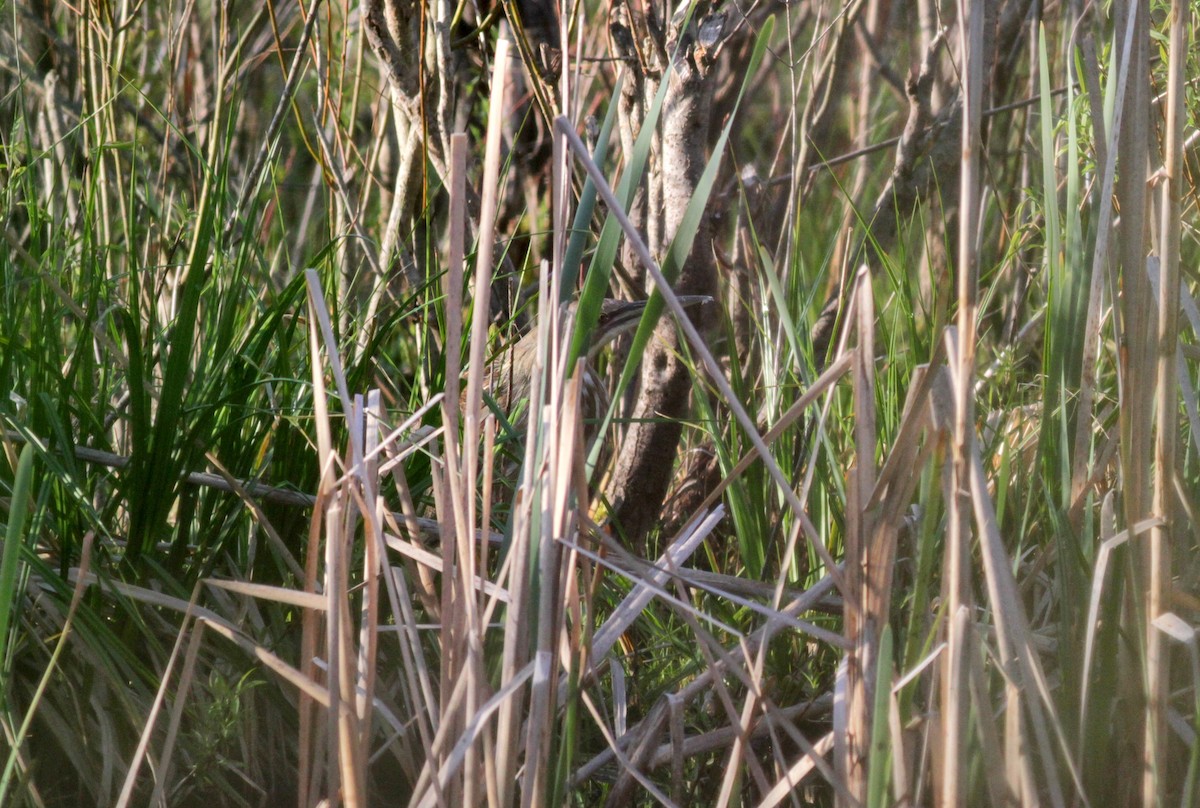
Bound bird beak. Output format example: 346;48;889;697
593;294;711;347
594;299;648;336
673;294;714;311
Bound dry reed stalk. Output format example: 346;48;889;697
437;137;471;808
312;277;376;804
269;272;453;804
839;269;877;801
299;273;335;806
427;38;513;808
969;445;1079;805
356;394;384;776
938;0;984;802
1146;0;1188;799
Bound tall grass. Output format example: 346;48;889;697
1;0;1198;806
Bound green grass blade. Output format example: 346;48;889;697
560;73;623;304
0;444;35;680
867;624;895;808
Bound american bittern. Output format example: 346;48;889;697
479;296;709;442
